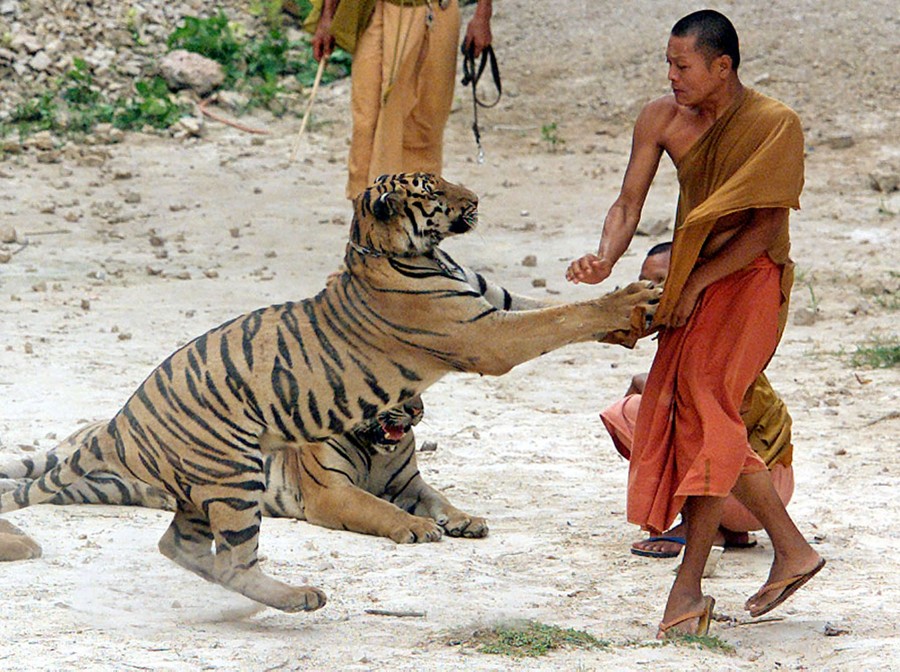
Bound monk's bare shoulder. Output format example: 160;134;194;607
636;95;680;132
632;95;680;149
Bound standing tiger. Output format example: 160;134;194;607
0;173;659;613
0;395;488;545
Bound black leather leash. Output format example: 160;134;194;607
461;43;501;163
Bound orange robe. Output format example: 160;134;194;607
601;373;795;532
627;89;805;534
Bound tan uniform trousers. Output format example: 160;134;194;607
347;0;461;199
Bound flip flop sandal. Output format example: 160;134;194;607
746;558;826;617
657;595;716;639
630;535;686;558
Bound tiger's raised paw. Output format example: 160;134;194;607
438;512;489;538
389;516;443;544
595;280;663;346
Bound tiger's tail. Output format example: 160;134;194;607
0;426;111;514
0;421;103;482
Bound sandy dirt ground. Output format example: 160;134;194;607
1;1;898;670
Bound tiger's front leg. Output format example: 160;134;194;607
299;445;442;544
390;475;488;539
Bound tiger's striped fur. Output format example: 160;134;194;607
0;172;659;613
0;396;489;543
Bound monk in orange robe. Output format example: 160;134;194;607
601;245;796;554
567;10;824;638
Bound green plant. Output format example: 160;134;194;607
167;11;244;84
10;91;58;137
850;337;900;369
806;280;819;313
793;269;819;313
60;59;116;133
0;9;352;142
249;0;291;30
472;621;608;658
113;77;188;130
622;632;736;654
540;122;565;151
124;7;145;45
166;12;351;114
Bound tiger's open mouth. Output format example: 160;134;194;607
378;421;409;444
360;417;414;449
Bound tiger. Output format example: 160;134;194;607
0;395;489;545
0;172;659;613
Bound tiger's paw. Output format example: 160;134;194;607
596;280;662;347
278;585;328;613
389;516;443;544
0;520;42;561
438;512;489;538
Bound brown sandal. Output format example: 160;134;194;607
746;558;826;617
656;595;716;639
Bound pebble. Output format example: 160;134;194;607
0;225;17;243
793;307;817;326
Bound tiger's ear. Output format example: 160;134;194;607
372;191;403;221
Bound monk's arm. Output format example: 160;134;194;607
567;101;667;285
668;207;786;327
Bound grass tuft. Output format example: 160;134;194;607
850;337;900;369
452;620;608;658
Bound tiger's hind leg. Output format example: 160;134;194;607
158;504;216;582
205;497;326;613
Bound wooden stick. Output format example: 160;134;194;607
364;608;426;618
198;98;270;135
290;56;328;162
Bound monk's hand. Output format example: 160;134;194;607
566;254;612;285
669;282;702;328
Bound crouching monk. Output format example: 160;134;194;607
567;10;824;637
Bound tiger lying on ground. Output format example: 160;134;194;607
0;172;659;613
0;395;488;551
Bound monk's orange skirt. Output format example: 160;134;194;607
627;254;782;534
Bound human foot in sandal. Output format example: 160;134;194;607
746;557;825;617
656;595;716;639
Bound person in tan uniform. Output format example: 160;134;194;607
312;0;493;199
567;10;823;638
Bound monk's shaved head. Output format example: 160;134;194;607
671;9;740;71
